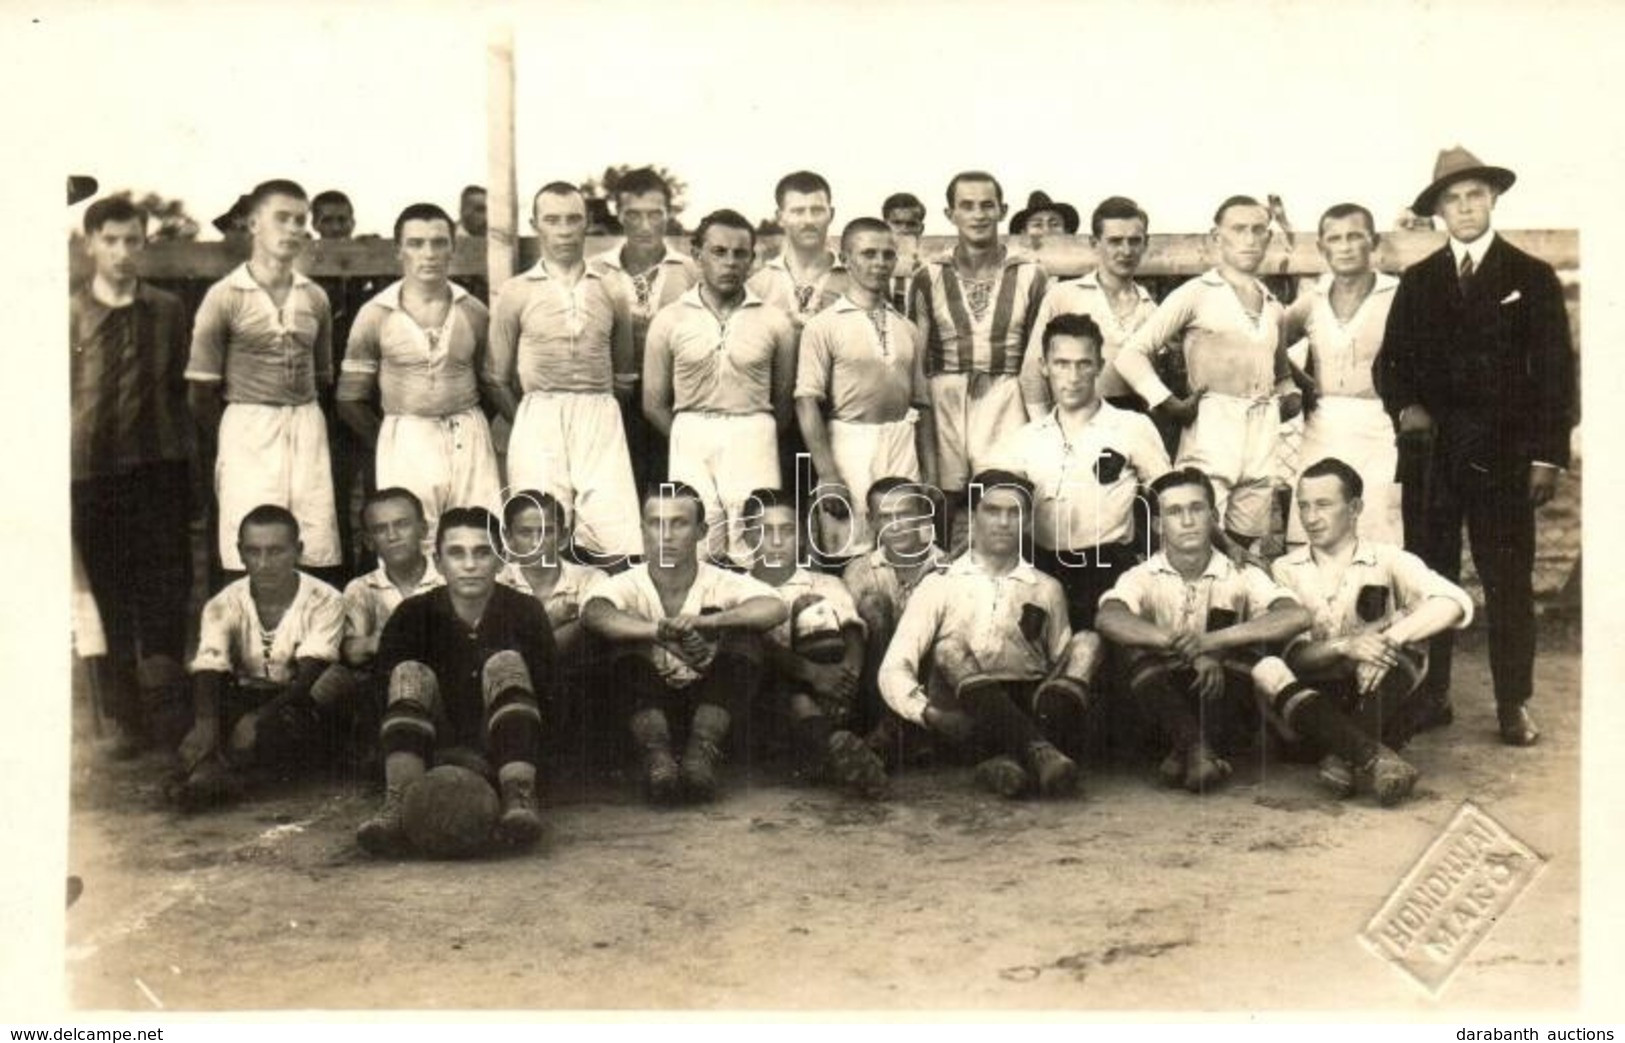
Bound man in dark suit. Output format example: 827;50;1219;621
1375;146;1575;747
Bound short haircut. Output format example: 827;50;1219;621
1298;457;1364;501
741;486;797;526
83;196;146;236
881;192;925;217
392;202;456;243
1090;195;1149;238
532;181;583;211
690;209;756;253
460;185;486;203
613;167;673;206
435;506;499;552
1041;313;1105;359
502;488;569;532
311;190;352;212
968;468;1035;506
1317;202;1378;239
248;179;308;213
641;480;707;529
866;475;918;515
1149;467;1217;511
238;503;300;544
945;171;1004;208
362;486;426;524
1212;194;1265;226
840;216;893;254
774;170;832;208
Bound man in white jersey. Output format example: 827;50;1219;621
796;216;938;556
1257;459;1472;805
486;182;642;562
1280;203;1402;546
644;210;797;565
1114;195;1303;547
338;204;501;543
593;168;699;489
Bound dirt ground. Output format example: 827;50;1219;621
63;622;1580;1013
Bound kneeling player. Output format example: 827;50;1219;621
176;505;348;810
877;471;1101;798
355;507;555;854
582;483;788;804
1096;468;1310;792
1255;458;1472;805
741;488;888;798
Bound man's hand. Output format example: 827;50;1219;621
1530;465;1559;508
1156;388;1206;428
813;479;854;520
1190;654;1226;702
1166;631;1203;664
1278;391;1303;422
805;661;860;707
923;704;976;745
1397;404;1434;437
1341;632;1400;670
228;711;259;757
178;718;219;772
1354;659;1391;697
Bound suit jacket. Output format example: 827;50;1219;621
1375;233;1574;471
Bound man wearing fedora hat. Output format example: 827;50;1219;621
1374;146;1575;747
1010;191;1080;254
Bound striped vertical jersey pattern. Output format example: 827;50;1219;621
909;251;1048;376
69;282;193;481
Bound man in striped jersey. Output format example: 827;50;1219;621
486;182;643;563
911;171;1048;543
594;168;699;489
337;203;501;544
1114;195;1303;548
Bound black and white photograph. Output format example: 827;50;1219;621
5;0;1623;1026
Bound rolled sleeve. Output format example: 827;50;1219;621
1241;565;1298;618
1390;549;1475;630
877;574;944;725
1099;568;1147;615
184;283;231;383
294;588;346;663
189;594;238;675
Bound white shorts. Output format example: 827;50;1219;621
669;411;779;566
1288;395;1402;546
216;401;340;569
812;413;921;557
1177;393;1280;539
376;408;502;541
929;372;1027;493
508;391;642;559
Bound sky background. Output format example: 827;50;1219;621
45;0;1609;239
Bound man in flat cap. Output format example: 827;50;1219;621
1374;146;1575;747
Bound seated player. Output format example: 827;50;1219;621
329;488;445;759
877;471;1100;799
499;489;611;758
842;477;949;751
582;483;788;805
355;507;555;854
1254;458;1472;805
175;506;348;810
740;488;888;799
1095;468;1311;793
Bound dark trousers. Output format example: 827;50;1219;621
622;379;668;492
1402;442;1535;707
611;637;761;750
72;462;192;732
1126;653;1258;754
955;677;1048;762
1033;541;1139;631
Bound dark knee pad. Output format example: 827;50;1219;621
486;689;543;768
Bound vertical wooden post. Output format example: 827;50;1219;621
486;26;518;287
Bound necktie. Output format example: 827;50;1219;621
1458;251;1475;292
